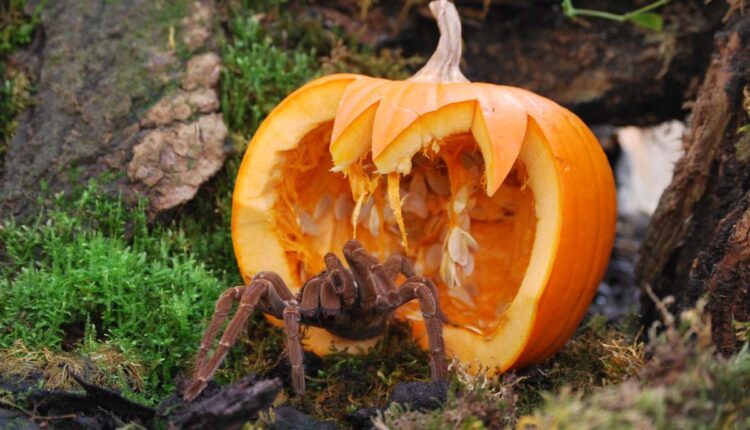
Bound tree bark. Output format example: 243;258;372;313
637;9;750;354
0;0;228;221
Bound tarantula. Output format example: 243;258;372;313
184;239;447;401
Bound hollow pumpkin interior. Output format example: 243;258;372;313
270;120;537;338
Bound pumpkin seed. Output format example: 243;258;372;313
463;253;475;276
334;192;353;220
297;210;320;236
448;227;469;266
313;193;333;220
425;167;451;196
409;171;427;197
424;243;443;274
368;204;381;237
403;191;429;218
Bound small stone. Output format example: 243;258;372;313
345;407;380;429
0;408;39;430
387;381;448;411
270;406;338;430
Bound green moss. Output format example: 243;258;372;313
0;0;42;58
373;307;749;430
0;184;229;403
1;0;43;161
510;316;645;415
520;343;750;429
220;14;317;138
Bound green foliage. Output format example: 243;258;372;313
561;0;671;31
220;15;317;138
0;185;227;402
0;0;42;57
1;0;43;157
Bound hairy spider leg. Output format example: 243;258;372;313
323;252;356;307
184;273;296;401
379;254;417;281
342;240;382;310
395;276;448;381
257;273;306;395
283;305;305;393
193;285;246;378
299;277;324;320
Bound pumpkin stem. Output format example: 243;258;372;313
408;0;469;83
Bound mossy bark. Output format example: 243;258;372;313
637;9;750;354
0;0;226;221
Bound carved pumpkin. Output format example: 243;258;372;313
232;0;616;372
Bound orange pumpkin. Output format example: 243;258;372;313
232;0;616;373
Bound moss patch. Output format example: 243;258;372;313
0;184;228;403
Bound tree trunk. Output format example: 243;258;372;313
637;9;750;354
0;0;228;221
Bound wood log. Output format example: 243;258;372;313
169;376;282;430
637;8;750;354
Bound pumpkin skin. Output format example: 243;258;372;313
231;1;616;373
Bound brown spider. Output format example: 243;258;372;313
184;239;447;401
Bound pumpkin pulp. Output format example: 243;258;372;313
271;123;536;338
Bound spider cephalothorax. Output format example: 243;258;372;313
184;239;447;401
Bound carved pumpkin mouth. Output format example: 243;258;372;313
269;121;537;338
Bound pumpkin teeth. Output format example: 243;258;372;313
396;157;412;174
